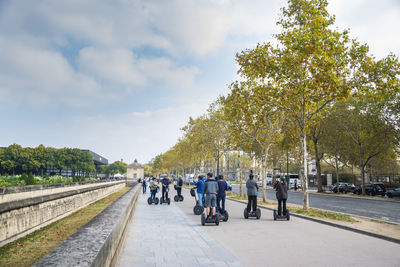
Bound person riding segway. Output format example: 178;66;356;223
216;174;231;222
273;177;290;220
174;176;184;202
160;175;171;205
148;177;159;205
244;171;261;219
201;173;219;226
192;175;205;215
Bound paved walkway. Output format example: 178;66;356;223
119;188;400;267
118;192;242;267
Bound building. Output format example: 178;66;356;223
127;159;144;185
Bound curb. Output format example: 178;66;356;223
227;197;400;245
309;192;400;203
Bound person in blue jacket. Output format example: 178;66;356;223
193;175;205;206
216;175;231;215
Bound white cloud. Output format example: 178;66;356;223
0;38;107;107
69;103;208;163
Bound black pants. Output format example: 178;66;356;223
162;188;169;200
177;187;182;197
278;199;287;216
247;195;257;212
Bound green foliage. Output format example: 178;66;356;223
0;144;96;177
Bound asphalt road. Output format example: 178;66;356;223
231;184;400;223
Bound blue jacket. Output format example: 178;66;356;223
193;179;204;194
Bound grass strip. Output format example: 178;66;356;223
0;187;131;267
291;208;357;222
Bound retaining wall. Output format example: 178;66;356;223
0;181;126;246
33;183;140;267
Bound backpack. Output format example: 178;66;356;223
178;178;183;187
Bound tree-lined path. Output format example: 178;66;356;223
118;189;400;267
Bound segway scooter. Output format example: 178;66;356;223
173;185;184;202
160;188;171;205
191;187;204;215
273;209;290;221
243;208;261;219
201;212;219;226
217;210;229;222
147;188;159;205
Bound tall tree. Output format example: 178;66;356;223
236;0;351;209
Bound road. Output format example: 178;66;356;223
231;184;400;223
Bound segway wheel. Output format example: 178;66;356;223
286;210;290;221
256;208;261;219
194;205;203;215
155;197;159;205
215;216;219;226
147;197;152;205
179;195;184;201
223;211;229;222
167;198;171;205
174;195;179;202
244;208;249;219
201;213;205;226
273;210;277;221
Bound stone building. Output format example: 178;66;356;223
126;159;144;185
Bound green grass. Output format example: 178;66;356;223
292;208;357;222
0;187;131;267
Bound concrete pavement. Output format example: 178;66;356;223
118;188;400;267
118;192;242;267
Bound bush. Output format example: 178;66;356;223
24;173;36;185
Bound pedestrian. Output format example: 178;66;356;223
193;175;205;206
142;177;147;194
150;177;159;201
203;172;219;219
246;171;259;214
274;177;288;216
176;176;183;198
294;179;298;191
216;175;231;215
161;175;170;201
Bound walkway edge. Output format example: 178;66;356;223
227;198;400;245
33;183;140;267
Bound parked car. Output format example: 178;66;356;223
354;183;386;196
345;183;356;193
331;183;351;193
386;187;400;198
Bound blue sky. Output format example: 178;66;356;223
1;0;399;164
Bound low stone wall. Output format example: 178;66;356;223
0;181;126;246
33;183;140;267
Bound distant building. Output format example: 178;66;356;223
127;159;144;184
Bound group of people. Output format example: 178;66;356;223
143;170;288;218
193;171;288;219
193;173;232;220
141;175;183;201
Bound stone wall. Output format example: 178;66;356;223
0;181;126;246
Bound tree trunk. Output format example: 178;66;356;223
361;164;366;195
335;156;340;193
314;140;323;192
301;130;309;210
239;169;243;197
262;157;267;202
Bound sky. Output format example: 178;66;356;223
0;0;399;165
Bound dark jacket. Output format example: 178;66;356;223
275;181;288;200
203;179;219;195
162;177;170;188
217;180;228;197
176;177;183;188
